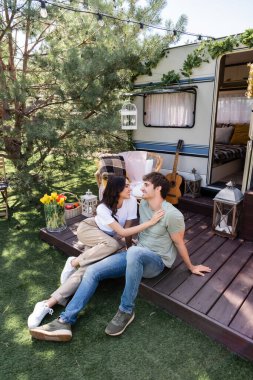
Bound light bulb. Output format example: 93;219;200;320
40;1;48;18
97;14;104;27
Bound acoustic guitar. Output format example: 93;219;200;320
166;139;184;205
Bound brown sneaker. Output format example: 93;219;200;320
29;318;72;342
105;309;135;336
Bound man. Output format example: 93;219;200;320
30;172;211;341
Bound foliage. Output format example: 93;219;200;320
240;29;253;48
161;70;180;85
0;0;187;202
181;44;209;77
205;35;239;59
180;30;253;78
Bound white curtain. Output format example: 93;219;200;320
217;95;253;124
144;92;195;127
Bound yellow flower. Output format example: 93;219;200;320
40;194;52;204
40;196;46;204
58;198;65;207
51;192;58;200
40;192;66;207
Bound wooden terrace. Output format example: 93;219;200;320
40;200;253;362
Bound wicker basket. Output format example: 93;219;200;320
62;192;82;220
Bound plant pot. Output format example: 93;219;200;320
44;204;67;232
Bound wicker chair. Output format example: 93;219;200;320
95;151;163;199
0;157;9;218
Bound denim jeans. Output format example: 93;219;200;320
60;246;164;324
60;251;127;324
51;217;124;306
119;246;164;314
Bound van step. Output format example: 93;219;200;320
178;195;214;217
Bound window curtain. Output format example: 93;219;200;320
217;95;253;124
144;92;195;127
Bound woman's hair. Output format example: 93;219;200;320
101;176;126;216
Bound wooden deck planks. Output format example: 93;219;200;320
230;288;253;338
152;234;225;296
208;255;253;326
40;214;86;257
142;217;213;288
162;236;227;304
39;210;253;361
139;283;253;361
139;214;253;361
170;238;241;304
187;241;252;314
184;216;211;244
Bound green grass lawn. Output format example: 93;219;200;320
1;160;253;380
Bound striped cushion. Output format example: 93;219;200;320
214;144;246;164
98;154;126;179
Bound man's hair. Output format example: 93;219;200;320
143;172;170;199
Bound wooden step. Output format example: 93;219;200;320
240;191;253;241
178;195;214;217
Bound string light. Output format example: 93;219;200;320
33;0;215;40
97;13;104;27
39;0;48;18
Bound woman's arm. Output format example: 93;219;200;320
108;210;165;238
123;219;138;248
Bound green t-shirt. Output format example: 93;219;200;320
137;200;185;268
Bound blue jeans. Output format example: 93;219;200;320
60;247;164;324
119;246;164;314
60;251;127;324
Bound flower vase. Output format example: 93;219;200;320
44;204;67;232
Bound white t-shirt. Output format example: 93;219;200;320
95;196;137;235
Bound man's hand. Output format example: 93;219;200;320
190;265;211;276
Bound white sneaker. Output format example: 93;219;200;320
60;256;77;285
28;301;53;329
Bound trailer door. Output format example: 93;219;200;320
242;108;253;192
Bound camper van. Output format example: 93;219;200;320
132;41;253;194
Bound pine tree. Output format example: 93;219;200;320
0;0;187;199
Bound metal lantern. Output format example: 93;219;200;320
184;168;202;198
120;103;137;130
212;181;243;239
81;189;98;217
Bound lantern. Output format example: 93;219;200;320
81;189;98;217
212;181;243;239
183;168;202;198
120;103;137;130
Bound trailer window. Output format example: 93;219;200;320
217;94;253;124
144;91;196;128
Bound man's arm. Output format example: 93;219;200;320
170;230;211;276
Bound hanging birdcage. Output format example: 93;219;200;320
120;103;137;130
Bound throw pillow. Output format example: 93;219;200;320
215;126;234;144
230;124;249;145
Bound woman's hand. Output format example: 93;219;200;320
149;209;165;225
